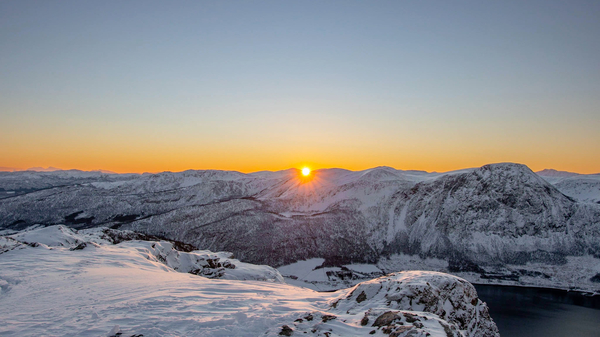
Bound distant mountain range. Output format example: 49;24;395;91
1;163;599;292
536;168;582;178
0;166;117;174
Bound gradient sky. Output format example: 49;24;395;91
1;1;599;173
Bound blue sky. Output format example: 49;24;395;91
1;1;599;173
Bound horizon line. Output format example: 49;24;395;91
0;163;598;176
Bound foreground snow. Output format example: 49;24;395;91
3;225;284;283
0;226;498;336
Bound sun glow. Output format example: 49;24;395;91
301;167;311;176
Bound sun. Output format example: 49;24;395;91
301;167;311;176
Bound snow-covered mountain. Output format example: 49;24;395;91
0;163;599;292
536;168;581;179
0;225;499;336
537;169;600;204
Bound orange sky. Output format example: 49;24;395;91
2;2;599;175
2;116;599;174
2;95;599;174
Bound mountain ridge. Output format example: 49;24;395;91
1;162;599;292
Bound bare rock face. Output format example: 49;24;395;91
267;271;499;337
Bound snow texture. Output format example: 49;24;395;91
0;226;498;336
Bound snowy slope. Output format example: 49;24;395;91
537;169;600;203
1;163;599;293
0;226;498;337
4;225;283;283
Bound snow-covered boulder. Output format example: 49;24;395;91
268;271;499;337
332;271;498;336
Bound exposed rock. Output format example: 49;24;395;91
356;291;367;303
321;314;336;322
70;242;87;251
372;311;401;327
279;325;293;336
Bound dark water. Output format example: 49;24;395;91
474;284;600;337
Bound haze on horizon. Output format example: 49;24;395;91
1;1;599;174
